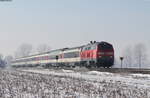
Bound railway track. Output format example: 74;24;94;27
42;67;150;74
89;68;150;74
13;64;150;74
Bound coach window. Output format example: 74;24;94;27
85;47;90;50
40;56;42;60
48;56;51;59
87;47;89;50
82;47;85;51
75;52;79;57
85;47;88;50
83;47;86;51
83;47;89;51
49;55;56;59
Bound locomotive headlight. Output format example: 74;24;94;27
99;56;102;58
107;52;114;55
98;52;105;55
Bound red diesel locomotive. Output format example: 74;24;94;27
12;41;114;68
80;41;114;67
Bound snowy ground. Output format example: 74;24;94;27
0;68;150;98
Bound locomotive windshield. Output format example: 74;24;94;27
98;42;113;50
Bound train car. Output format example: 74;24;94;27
12;49;62;67
11;41;114;68
59;47;81;67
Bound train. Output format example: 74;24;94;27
11;41;114;68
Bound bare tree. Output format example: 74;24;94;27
0;54;3;60
123;46;133;68
113;57;120;68
37;44;51;53
15;43;32;58
4;55;13;66
133;43;147;68
0;54;5;67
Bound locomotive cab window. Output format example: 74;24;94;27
99;43;113;50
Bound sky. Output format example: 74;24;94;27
0;0;150;59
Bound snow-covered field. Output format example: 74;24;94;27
0;68;150;98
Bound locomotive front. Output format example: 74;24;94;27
97;42;114;67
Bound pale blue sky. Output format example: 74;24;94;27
0;0;150;57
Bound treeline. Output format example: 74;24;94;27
0;54;13;68
0;43;51;68
115;43;149;68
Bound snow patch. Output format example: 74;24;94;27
61;69;74;73
131;73;150;78
88;71;113;76
1;69;150;98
